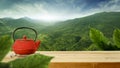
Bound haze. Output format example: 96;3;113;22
0;0;120;22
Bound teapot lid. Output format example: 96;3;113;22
17;35;33;41
23;35;27;40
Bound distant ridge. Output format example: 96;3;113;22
0;12;120;51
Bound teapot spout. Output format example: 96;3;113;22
35;40;41;49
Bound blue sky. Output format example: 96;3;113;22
0;0;120;21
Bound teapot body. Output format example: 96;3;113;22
13;39;37;55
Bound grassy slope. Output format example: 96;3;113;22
42;12;120;37
0;12;120;51
38;12;120;51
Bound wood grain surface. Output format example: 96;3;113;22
2;51;120;68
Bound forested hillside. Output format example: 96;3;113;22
38;12;120;51
42;12;120;37
0;20;10;35
0;17;48;39
0;12;120;51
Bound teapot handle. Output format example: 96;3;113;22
12;27;37;42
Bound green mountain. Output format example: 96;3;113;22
0;20;10;35
0;12;120;51
38;12;120;51
0;17;50;41
43;12;120;37
0;17;47;30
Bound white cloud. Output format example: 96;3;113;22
79;0;120;18
0;3;48;18
0;1;87;21
98;0;120;12
0;0;120;22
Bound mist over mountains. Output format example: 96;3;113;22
0;12;120;50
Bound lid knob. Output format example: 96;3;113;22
23;35;27;40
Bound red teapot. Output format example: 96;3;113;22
12;27;41;55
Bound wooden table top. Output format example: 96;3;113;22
2;51;120;63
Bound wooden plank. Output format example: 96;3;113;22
2;51;120;68
2;51;120;63
96;63;120;68
49;62;93;68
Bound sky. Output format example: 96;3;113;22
0;0;120;22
